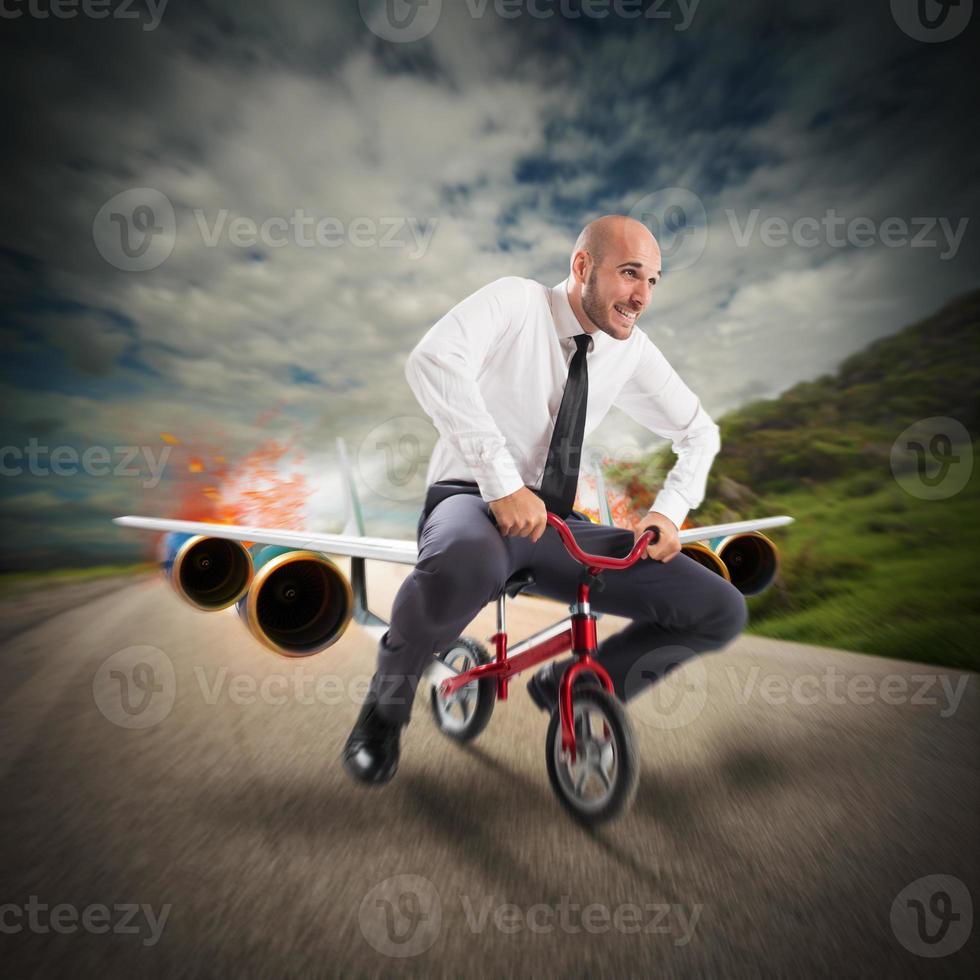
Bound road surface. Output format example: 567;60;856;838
0;564;977;977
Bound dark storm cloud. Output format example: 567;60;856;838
0;0;976;565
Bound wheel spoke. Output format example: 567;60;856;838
549;692;633;817
593;761;612;791
432;643;494;740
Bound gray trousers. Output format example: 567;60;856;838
371;491;748;725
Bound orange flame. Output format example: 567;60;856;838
155;433;311;529
574;473;644;531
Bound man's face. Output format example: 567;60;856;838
579;234;661;340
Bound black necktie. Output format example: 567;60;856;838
538;333;591;517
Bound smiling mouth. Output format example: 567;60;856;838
613;304;639;324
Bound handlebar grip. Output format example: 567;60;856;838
544;513;659;570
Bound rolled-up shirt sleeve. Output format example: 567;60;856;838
405;277;529;502
613;334;721;529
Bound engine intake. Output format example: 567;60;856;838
714;532;779;596
680;532;780;596
239;547;353;657
680;542;731;581
162;533;253;611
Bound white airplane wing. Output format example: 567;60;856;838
336;435;367;537
117;439;792;656
113;513;793;564
113;515;420;565
677;515;793;543
587;452;792;542
591;453;613;526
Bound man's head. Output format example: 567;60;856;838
566;215;661;341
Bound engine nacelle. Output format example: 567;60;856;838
713;532;779;596
680;542;731;581
238;546;353;657
161;532;253;611
681;532;780;596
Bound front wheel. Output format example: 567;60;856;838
429;637;496;742
545;687;638;825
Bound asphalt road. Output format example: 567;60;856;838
0;564;977;978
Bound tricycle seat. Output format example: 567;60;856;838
503;568;536;599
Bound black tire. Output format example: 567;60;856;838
545;687;638;825
429;637;496;742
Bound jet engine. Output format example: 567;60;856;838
682;531;780;596
161;532;253;611
237;546;353;657
679;542;731;581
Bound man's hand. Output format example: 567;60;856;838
488;486;548;543
634;512;681;562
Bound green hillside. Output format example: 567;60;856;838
607;291;980;670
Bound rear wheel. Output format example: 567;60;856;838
545;687;638;824
429;637;496;742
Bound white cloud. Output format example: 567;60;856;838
2;1;977;561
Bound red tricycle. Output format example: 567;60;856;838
428;512;659;825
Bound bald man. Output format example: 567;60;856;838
343;215;746;785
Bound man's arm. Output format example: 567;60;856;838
613;334;721;561
404;276;529;503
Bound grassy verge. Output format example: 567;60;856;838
742;454;980;671
0;563;155;595
3;456;977;672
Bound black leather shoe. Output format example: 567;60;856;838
527;661;601;713
342;695;402;785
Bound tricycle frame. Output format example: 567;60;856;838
437;513;657;762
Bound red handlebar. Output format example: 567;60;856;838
546;513;658;570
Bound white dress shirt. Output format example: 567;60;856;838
404;276;720;529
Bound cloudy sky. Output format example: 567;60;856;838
1;0;977;569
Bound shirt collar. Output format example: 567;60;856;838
550;278;597;353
